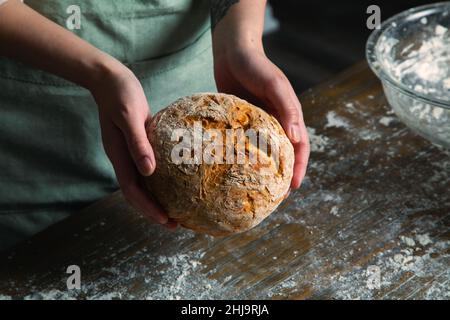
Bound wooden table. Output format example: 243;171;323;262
1;62;449;300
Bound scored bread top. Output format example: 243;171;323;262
145;93;294;236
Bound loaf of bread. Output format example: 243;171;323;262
145;93;294;236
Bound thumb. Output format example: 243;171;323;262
264;76;303;144
119;115;155;177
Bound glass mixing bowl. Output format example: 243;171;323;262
367;2;450;149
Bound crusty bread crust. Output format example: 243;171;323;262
145;93;294;236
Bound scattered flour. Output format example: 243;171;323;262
144;253;221;300
416;233;433;246
384;235;446;278
331;234;450;299
330;206;340;217
359;129;381;141
325;111;350;129
323;194;335;202
345;102;355;108
400;235;416;247
307;127;329;153
2;239;228;300
379;116;396;126
24;290;77;300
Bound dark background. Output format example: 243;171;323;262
264;0;432;92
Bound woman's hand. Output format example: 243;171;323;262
0;2;176;228
213;43;310;189
90;64;177;229
211;0;310;189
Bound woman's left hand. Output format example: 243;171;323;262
213;43;310;189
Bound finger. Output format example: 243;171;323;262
264;74;303;144
128;185;169;225
291;124;310;189
102;122;168;224
116;112;155;177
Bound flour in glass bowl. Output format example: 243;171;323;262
378;24;450;99
375;20;450;148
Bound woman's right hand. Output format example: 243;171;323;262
0;1;176;228
90;63;177;229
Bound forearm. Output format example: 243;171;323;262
0;0;123;89
211;0;266;54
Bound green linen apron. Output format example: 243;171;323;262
0;0;216;251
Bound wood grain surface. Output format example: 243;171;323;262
0;62;449;300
